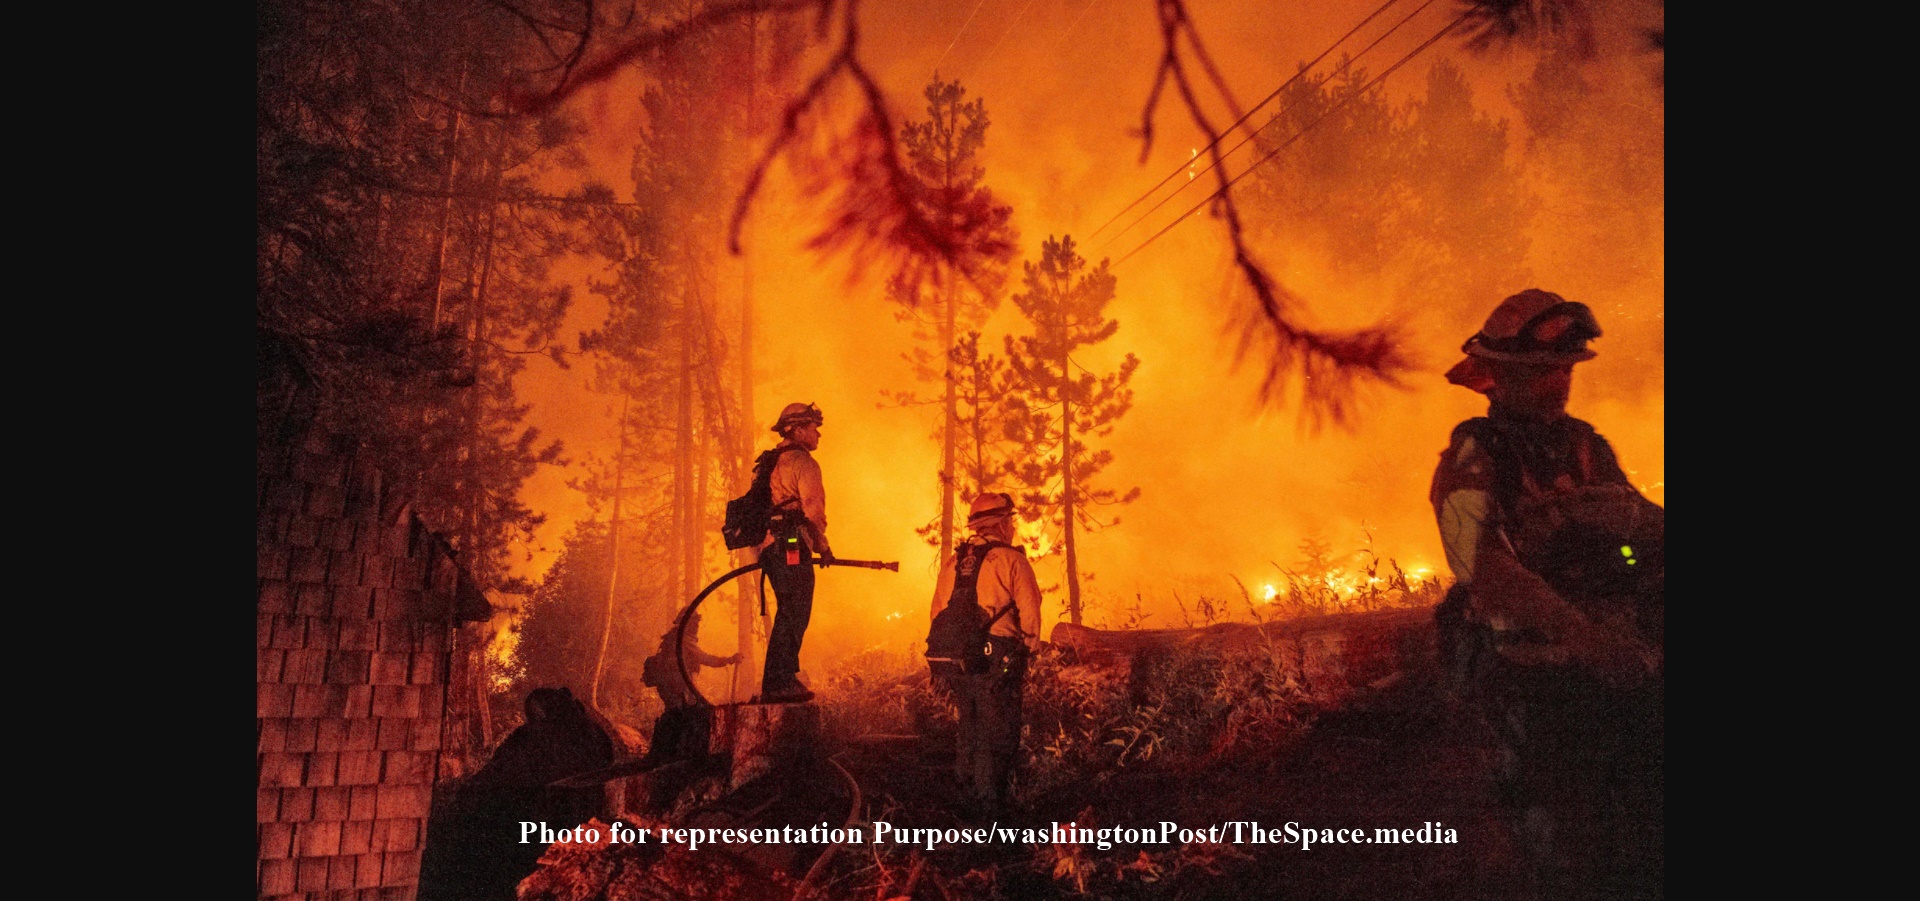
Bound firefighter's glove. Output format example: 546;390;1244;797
818;550;835;567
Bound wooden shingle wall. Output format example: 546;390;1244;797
258;430;489;901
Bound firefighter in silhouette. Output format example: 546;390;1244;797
756;402;833;704
641;611;740;761
1431;289;1663;898
927;492;1043;816
424;688;615;900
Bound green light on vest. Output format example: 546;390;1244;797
1620;545;1634;558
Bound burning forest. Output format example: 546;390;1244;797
258;0;1664;899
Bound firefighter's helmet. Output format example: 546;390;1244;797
1447;290;1601;390
771;402;824;434
1461;289;1601;364
967;492;1016;525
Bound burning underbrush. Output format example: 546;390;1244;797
791;602;1436;898
521;556;1448;900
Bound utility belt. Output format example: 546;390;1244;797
768;503;808;566
930;634;1029;681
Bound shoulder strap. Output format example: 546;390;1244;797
753;447;794;482
965;541;1021;627
1452;416;1523;514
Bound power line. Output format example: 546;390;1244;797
1091;0;1441;255
968;0;1040;79
1114;8;1473;267
1056;0;1104;50
932;0;992;78
1085;0;1408;242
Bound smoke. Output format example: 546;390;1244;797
512;0;1663;671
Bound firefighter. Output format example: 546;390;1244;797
641;612;740;760
757;402;833;704
928;492;1044;816
1430;289;1663;898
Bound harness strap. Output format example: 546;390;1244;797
957;540;1020;637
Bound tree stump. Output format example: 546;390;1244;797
712;702;822;790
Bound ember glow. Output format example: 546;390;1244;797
502;0;1662;667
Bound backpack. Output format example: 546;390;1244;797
722;448;792;550
1460;416;1665;647
926;542;1022;677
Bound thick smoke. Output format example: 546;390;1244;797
513;0;1663;672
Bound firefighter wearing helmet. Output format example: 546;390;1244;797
754;402;833;704
926;491;1044;817
1430;289;1663;898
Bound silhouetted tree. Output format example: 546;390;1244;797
881;76;1017;560
258;0;592;589
1003;236;1141;625
1245;59;1534;338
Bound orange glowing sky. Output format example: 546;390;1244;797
508;0;1663;666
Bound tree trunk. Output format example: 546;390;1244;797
939;282;957;559
427;64;469;328
462;127;507;577
970;349;988;494
676;290;696;598
736;242;759;688
592;396;631;709
1062;348;1081;625
713;702;823;790
692;434;709;596
938;119;960;560
736;16;764;690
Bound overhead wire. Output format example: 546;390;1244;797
969;0;1041;78
1085;0;1408;242
1056;0;1105;50
932;0;992;77
1091;0;1442;255
1113;7;1475;267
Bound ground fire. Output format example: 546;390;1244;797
259;1;1663;898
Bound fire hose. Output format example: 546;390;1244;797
673;558;899;708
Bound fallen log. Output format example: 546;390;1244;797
1051;605;1438;691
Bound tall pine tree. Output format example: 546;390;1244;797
1003;236;1140;625
881;76;1016;560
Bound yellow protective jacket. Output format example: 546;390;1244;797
757;442;831;557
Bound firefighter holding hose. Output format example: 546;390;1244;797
756;402;834;704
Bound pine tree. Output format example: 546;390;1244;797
1003;236;1141;625
563;8;782;708
949;331;1021;501
258;0;589;590
1400;60;1535;334
1246;58;1536;338
881;76;1016;561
